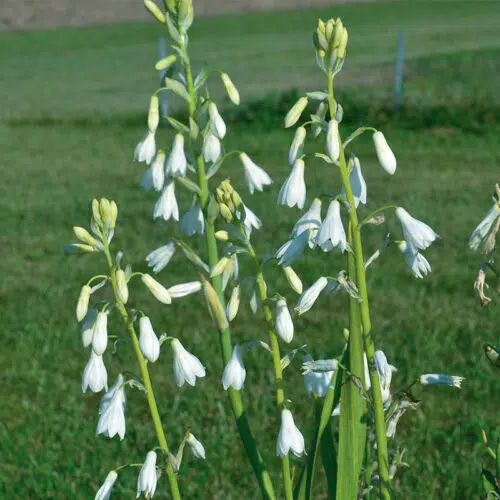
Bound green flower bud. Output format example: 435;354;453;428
203;279;229;331
144;0;166;23
284;97;308;128
207;197;220;222
73;226;99;247
219;203;233;222
76;285;92;322
221;73;240;106
148;95;160;133
116;269;129;304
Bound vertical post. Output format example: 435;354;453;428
158;37;169;123
394;32;405;111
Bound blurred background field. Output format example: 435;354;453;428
1;0;499;498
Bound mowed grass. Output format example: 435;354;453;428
1;1;500;498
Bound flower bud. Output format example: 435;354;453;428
284;97;308;128
116;269;129;304
139;316;160;363
215;230;229;242
203;133;221;163
326;119;340;161
147;95;160;132
226;285;240;322
288;126;306;165
284;266;303;294
144;0;166;23
187;433;206;459
73;226;99;247
207;197;220;222
203;279;229;331
99;198;112;229
142;273;172;304
76;285;92;322
109;200;118;230
208;102;226;139
221;73;240;105
373;131;396;175
92;198;103;226
92;312;108;356
275;298;294;343
210;256;231;278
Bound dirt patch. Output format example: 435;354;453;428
0;0;377;32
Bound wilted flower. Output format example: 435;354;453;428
166;134;187;177
276;409;305;458
187;433;206;459
145;242;176;273
82;350;108;393
278;159;306;209
95;471;118;500
134;131;156;165
167;281;202;298
137;451;158;499
275;298;294;343
302;354;334;397
474;266;492;307
222;345;246;390
139;316;160;363
171;339;206;387
397;240;431;279
316;200;347;252
153;181;179;222
208;102;226;139
181;200;205;236
97;375;126;440
386;398;420;438
295;276;328;315
420;374;464;388
275;229;311;267
373;131;396;175
92;311;108;356
395;207;439;251
240;153;272;194
469;202;500;253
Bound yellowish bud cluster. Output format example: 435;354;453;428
215;179;242;222
92;198;118;232
313;17;348;75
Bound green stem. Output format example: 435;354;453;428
327;72;391;499
246;239;293;500
180;39;275;499
102;243;181;500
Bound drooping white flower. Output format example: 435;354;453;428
171;339;206;387
276;409;305;458
373;131;396;175
92;311;108;356
278;159;306;209
82;350;108;393
140;166;154;191
137;451;158;499
181;200;205;236
145;242;176;274
95;471;118;500
97;375;126;440
275;229;311;267
166;134;187;177
208;102;226;139
134;131;156;165
326;119;340;162
374;350;397;408
202;133;221;163
81;308;98;348
141;274;172;304
288;126;306;165
398;240;431;279
295;276;328;315
395;207;439;251
239;203;262;237
316;200;347;252
167;281;202;298
469;203;500;252
341;156;367;207
420;374;464;388
302;354;334;397
221;345;246;390
150;151;166;192
275;298;294;343
139;316;160;363
187;433;206;459
153;181;179;221
291;198;322;246
240;153;272;194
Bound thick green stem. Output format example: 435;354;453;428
327;72;390;499
103;246;181;500
180;38;275;499
247;241;293;500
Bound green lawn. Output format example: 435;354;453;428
1;1;500;498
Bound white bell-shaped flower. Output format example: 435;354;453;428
139;316;160;363
171;339;206;387
295;276;328;315
341;157;366;207
202;133;221;163
81;308;97;348
420;374;464;388
153;181;179;221
275;229;311;267
136;451;158;499
395;207;439;251
166;134;187;177
208;102;226;139
398;240;431;279
275;298;294;343
326;119;340;162
134;131;156;165
92;311;108;356
374;350;397;408
276;409;305;458
95;471;118;500
187;433;206;459
316;200;347;252
239;203;263;237
373;131;396;175
181;200;205;236
150;151;166;192
145;241;176;273
240;153;272;194
221;345;246;390
278;159;306;209
167;281;202;299
97;375;126;440
291;198;322;247
302;354;334;397
82;350;108;393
